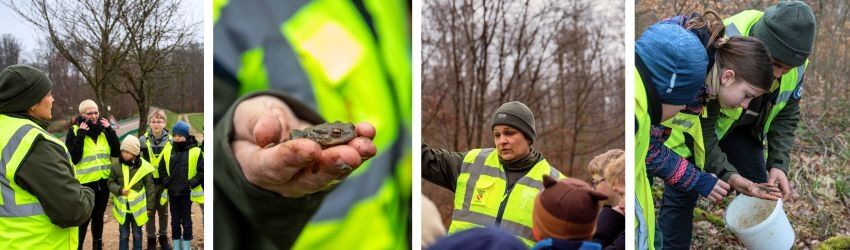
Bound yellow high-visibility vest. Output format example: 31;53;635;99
448;148;564;247
0;115;79;249
72;125;112;184
112;160;155;225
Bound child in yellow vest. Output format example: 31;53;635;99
108;135;155;250
160;121;203;250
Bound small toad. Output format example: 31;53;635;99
289;121;356;149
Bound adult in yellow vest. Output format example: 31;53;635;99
652;12;782;249
65;98;121;250
138;108;172;250
423;101;565;247
213;0;408;249
634;21;709;250
159;121;202;250
108;135;156;250
706;1;815;207
0;64;94;249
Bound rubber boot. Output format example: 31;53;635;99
93;239;103;250
159;235;172;250
172;239;181;250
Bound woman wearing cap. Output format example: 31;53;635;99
66;98;121;250
422;101;564;247
0;64;95;249
654;12;783;249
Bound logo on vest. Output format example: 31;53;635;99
472;188;489;206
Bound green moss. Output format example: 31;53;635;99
818;235;850;250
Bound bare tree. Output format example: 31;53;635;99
423;0;624;227
423;0;623;179
6;0;132;109
112;0;198;135
0;34;23;69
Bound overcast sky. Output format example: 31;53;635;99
0;0;204;61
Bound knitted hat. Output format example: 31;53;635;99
0;65;54;113
121;135;141;156
752;1;816;67
532;176;608;241
172;121;190;137
491;101;536;144
78;99;98;113
428;227;527;250
636;21;708;105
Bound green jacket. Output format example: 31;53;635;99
10;113;95;228
702;93;801;181
107;157;156;210
214;75;331;249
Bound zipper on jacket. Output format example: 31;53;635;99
494;183;515;226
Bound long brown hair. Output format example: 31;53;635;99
714;37;774;91
685;10;726;50
685;10;773;92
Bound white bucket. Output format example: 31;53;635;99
724;194;794;250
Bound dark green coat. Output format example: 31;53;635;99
11;113;95;228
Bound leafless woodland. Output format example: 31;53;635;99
638;0;850;248
2;0;202;134
422;0;624;227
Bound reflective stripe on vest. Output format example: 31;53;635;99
143;131;172;179
662;112;706;169
112;160;154;225
722;11;809;151
0;115;78;249
448;148;564;247
72;125;112;183
634;68;655;250
262;0;411;249
188;148;204;204
164;147;203;204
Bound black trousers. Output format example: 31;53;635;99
718;124;768;183
79;180;110;250
170;195;193;240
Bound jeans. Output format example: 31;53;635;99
658;183;699;249
119;214;143;250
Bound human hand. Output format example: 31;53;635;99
231;96;377;198
100;118;110;128
768;168;792;201
705;177;730;202
728;174;782;200
79;121;89;131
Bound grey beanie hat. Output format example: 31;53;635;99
0;65;53;113
752;1;816;67
491;101;536;144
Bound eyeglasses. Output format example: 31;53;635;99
85;111;99;116
591;178;606;188
150;120;165;124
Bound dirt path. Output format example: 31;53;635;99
80;203;205;250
